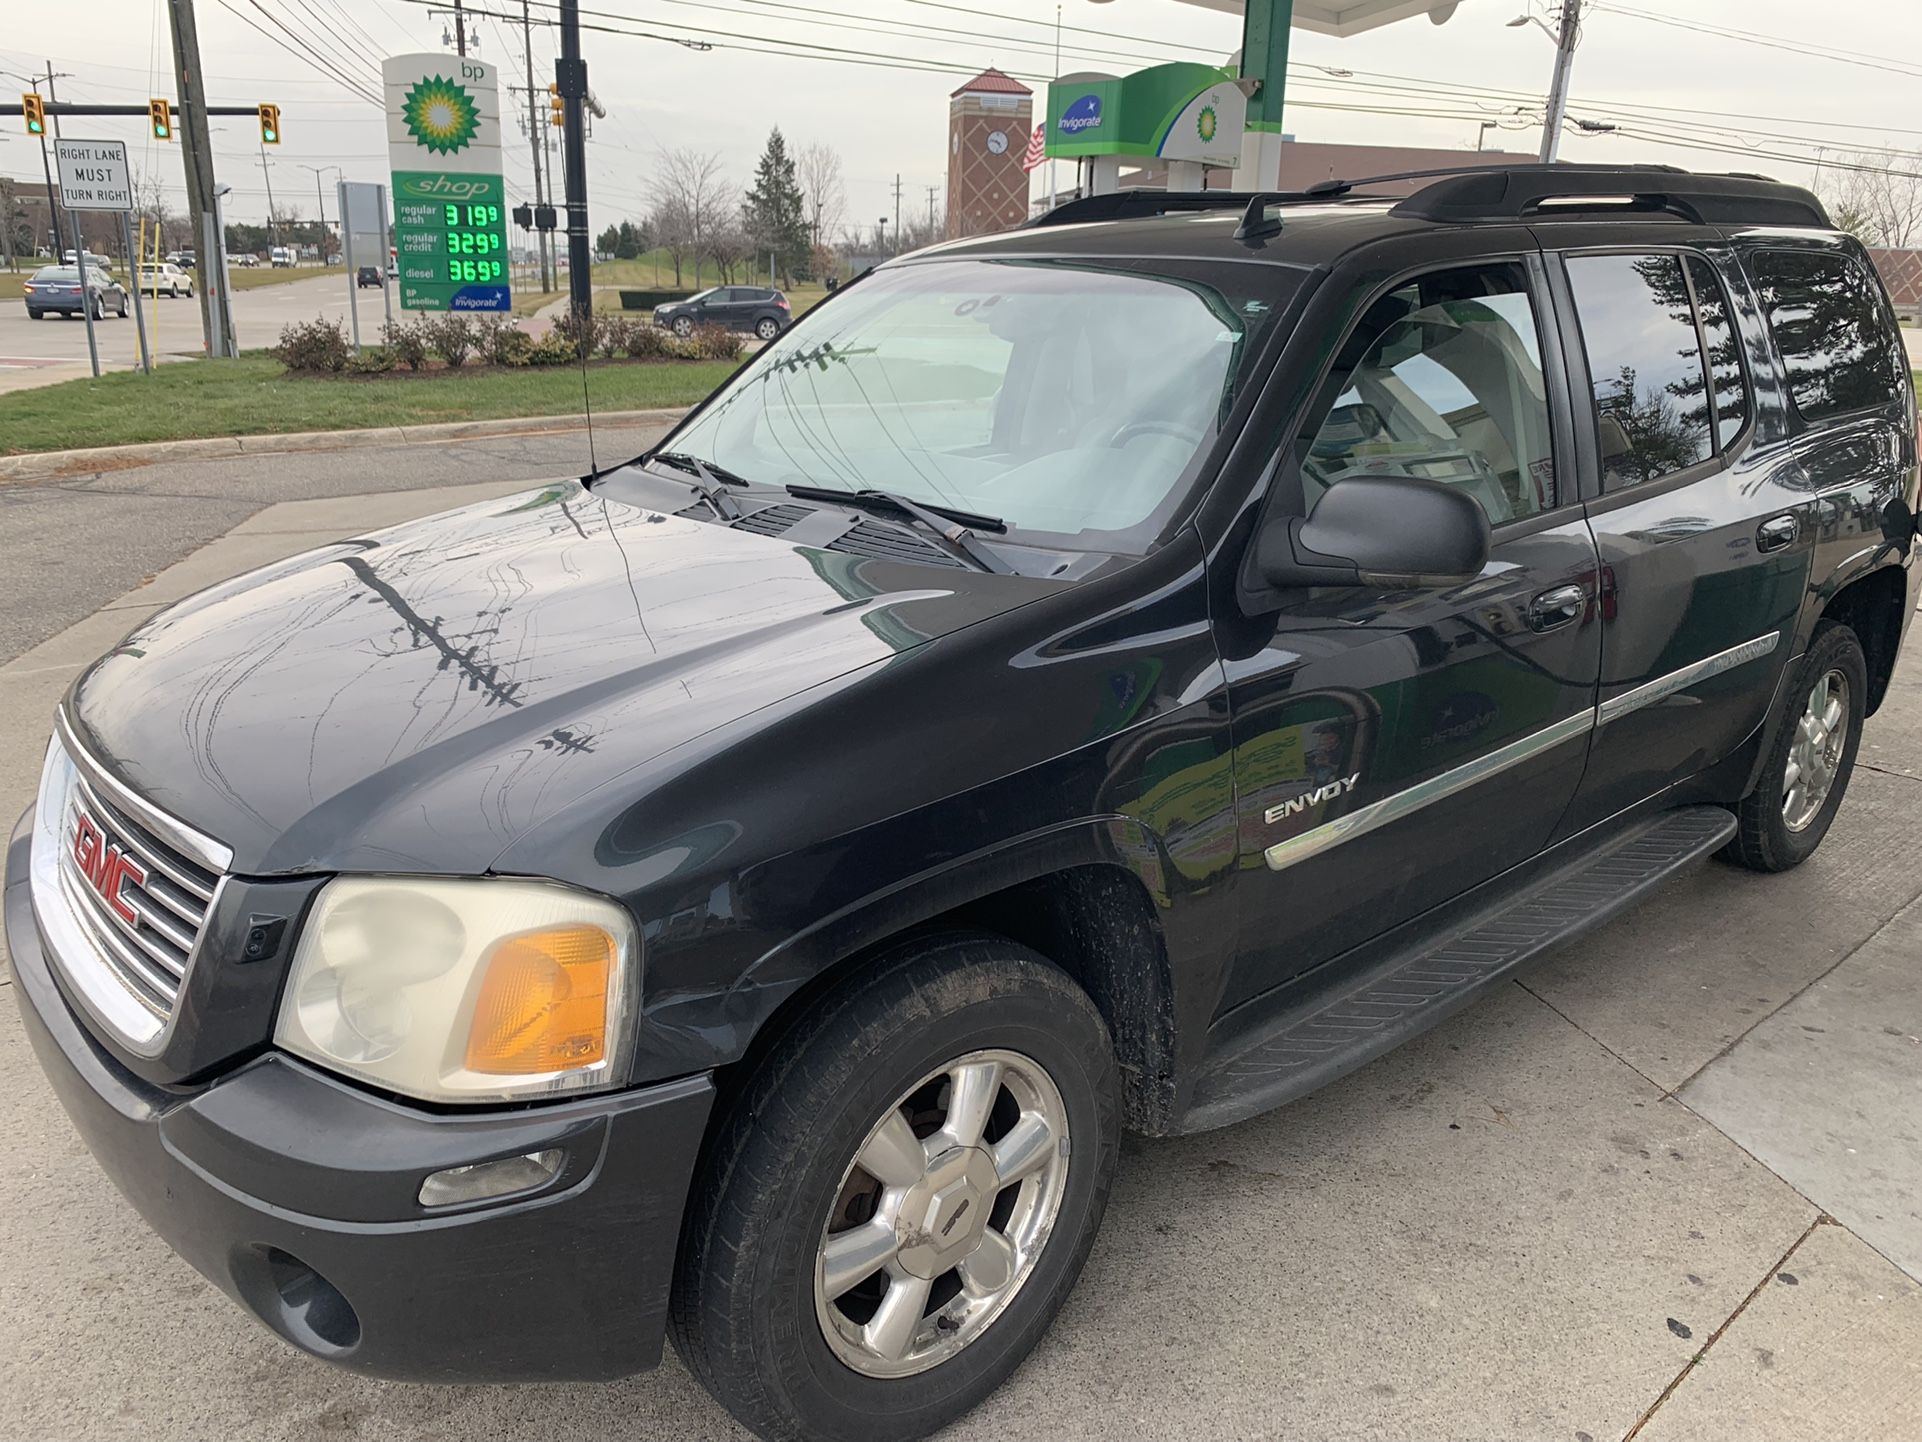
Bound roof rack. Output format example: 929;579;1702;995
1387;164;1829;228
1025;165;1829;237
1026;189;1313;229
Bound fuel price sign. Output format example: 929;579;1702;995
382;54;512;312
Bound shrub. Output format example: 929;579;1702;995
475;316;533;367
525;329;580;366
620;321;672;360
596;314;637;359
270;316;350;374
688;322;744;362
381;317;431;371
423;313;477;368
347;345;394;374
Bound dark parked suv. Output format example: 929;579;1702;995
7;167;1916;1442
656;283;791;339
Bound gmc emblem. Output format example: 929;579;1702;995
71;810;146;927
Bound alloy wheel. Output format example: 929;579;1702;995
1784;668;1849;831
814;1047;1070;1379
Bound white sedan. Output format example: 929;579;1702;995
137;262;195;298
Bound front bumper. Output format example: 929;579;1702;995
4;813;714;1382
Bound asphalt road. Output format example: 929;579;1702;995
0;419;667;667
0;270;382;375
0;446;1919;1440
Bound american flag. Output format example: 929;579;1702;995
1021;122;1047;173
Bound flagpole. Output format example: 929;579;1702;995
1049;3;1060;207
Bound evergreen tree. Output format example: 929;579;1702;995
595;223;620;258
741;127;810;284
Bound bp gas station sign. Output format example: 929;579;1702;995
1044;62;1246;170
381;53;511;312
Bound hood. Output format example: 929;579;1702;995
68;482;1051;875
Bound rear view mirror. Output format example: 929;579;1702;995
1254;475;1491;590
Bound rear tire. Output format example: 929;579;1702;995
1722;621;1867;872
756;317;780;340
671;934;1119;1442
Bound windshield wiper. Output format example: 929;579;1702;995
785;484;1011;574
646;451;746;521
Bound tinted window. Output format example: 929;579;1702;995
1749;250;1903;423
1568;253;1713;489
1687;257;1748;448
1302;263;1554;526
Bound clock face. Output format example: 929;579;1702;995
986;129;1008;155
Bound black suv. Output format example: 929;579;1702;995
655;283;791;340
7;167;1916;1442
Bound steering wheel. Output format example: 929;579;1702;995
1105;419;1202;448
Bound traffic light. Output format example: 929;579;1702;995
22;93;45;136
258;103;280;145
548;83;564;128
149;98;173;141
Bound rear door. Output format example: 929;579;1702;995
1545;230;1811;834
1223;238;1602;1011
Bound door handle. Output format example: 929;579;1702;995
1757;515;1799;552
1528;584;1588;632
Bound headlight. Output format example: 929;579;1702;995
274;876;639;1104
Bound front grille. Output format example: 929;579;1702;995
30;721;231;1052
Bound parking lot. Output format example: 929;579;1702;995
0;439;1917;1441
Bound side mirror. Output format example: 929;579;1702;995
1254;475;1492;590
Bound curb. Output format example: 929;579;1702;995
0;406;688;485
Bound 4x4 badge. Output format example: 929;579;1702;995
1266;774;1360;825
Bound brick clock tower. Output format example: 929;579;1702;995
946;68;1033;240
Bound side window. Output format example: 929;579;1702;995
1748;249;1904;423
1566;253;1713;489
1686;257;1749;448
1300;262;1555;527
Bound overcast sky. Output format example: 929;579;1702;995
5;0;1920;236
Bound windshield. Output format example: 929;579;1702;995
667;257;1300;552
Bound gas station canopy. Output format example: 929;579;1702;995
1171;0;1464;39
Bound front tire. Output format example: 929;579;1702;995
672;315;695;338
672;934;1119;1442
1723;620;1867;872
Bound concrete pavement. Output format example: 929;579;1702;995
0;460;1919;1440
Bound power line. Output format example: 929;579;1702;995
1589;3;1922;82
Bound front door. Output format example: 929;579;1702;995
1221;251;1602;1014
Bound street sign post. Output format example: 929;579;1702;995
53;137;135;379
338;179;394;351
380;54;511;313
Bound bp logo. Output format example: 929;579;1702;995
402;75;480;155
1196;104;1219;145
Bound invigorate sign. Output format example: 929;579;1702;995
381;53;511;313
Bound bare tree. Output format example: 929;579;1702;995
796;142;846;255
704;213;754;285
1819;152;1922;249
647;146;729;289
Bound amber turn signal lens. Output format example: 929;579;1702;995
464;925;613;1074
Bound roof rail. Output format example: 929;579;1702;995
1388;164;1829;228
1027;188;1313;229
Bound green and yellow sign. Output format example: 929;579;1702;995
381;54;511;313
1045;62;1245;168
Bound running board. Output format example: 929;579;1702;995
1182;805;1737;1134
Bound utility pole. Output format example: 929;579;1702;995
892;174;902;254
166;0;235;356
299;163;336;259
520;0;552;292
454;0;468;56
925;184;937;237
1537;0;1579;164
556;0;591;331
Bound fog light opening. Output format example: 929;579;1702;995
254;1246;361;1352
418;1148;565;1208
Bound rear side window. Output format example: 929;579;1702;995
1748;250;1904;423
1566;253;1713;488
1687;257;1748;448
